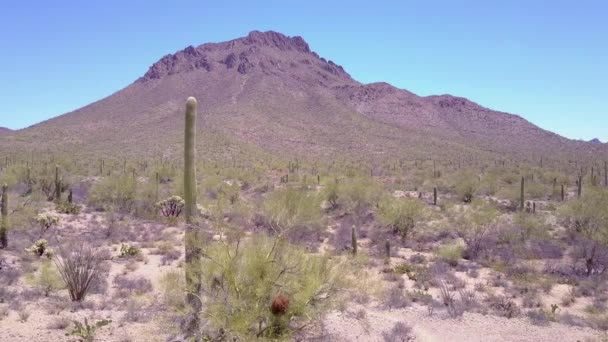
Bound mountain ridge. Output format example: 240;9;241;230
1;30;605;162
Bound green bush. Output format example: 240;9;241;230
378;197;426;239
198;235;345;339
435;242;463;267
88;175;136;212
262;187;323;233
453;170;477;203
454;199;499;259
25;260;64;296
337;176;383;219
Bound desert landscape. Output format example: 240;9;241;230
1;23;607;342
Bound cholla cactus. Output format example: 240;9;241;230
35;212;60;237
25;239;54;258
155;195;185;218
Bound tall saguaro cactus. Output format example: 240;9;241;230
604;161;608;188
55;165;61;202
520;177;525;211
182;97;202;338
1;184;8;248
577;175;583;198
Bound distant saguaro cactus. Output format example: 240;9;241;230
182;96;201;338
385;239;391;260
605;161;607;188
0;184;8;248
561;184;565;201
520;177;525;211
54;165;61;202
577;175;583;198
433;187;437;206
351;226;357;256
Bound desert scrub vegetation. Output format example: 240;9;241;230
560;188;608;276
88;174;136;212
262;187;323;233
377;196;426;240
453;199;499;260
192;234;345;340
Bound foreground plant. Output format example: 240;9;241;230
35;212;60;237
25;239;54;258
197;234;344;340
54;245;101;301
66;317;111;342
156;195;185;218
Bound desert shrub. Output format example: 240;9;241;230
56;202;82;215
88;175;136;212
383;286;410;310
435;242;463;267
198;234;345;339
454;170;477;203
321;178;339;210
337;176;383;220
25;239;54;258
477;172;499;196
25;260;63;296
487;294;520;318
262;187;323;233
35;212;60;237
113;275;153;297
560;188;608;276
514;211;549;241
54;245;102;301
47;316;71;329
160;270;185;310
119;244;141;258
526;182;548;200
454;200;499;259
377;197;426;239
382;321;415;342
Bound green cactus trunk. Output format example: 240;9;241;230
604;161;608;188
182;97;202;338
155;172;160;203
351;226;358;256
55;165;61;202
520;177;525;211
385;239;391;260
1;184;8;248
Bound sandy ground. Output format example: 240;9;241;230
322;303;603;342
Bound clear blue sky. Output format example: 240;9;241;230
1;0;606;141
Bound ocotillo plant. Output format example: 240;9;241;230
54;165;61;202
520;177;525;211
351;226;357;256
182;96;201;337
0;184;8;248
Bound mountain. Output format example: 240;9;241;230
590;138;603;144
1;30;605;162
0;127;11;134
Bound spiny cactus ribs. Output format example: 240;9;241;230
270;293;290;316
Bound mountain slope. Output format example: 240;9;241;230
1;31;605;162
